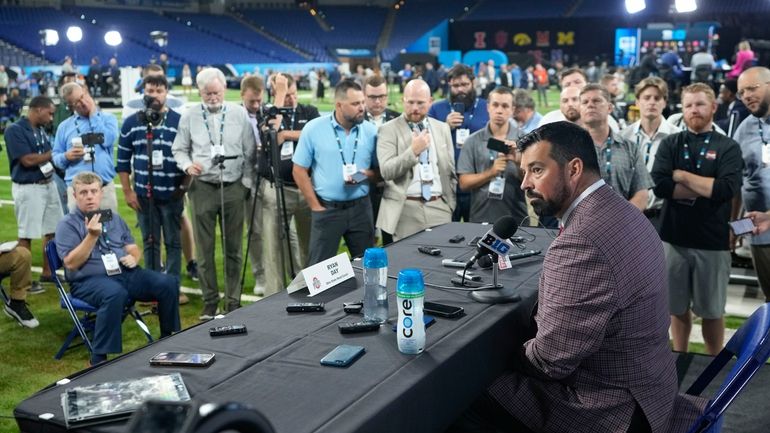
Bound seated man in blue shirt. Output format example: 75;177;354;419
55;171;180;365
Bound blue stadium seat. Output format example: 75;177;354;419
684;303;770;433
44;240;153;360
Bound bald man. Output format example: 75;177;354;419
734;66;770;301
377;79;457;240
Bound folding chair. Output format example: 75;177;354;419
685;303;770;433
45;241;153;360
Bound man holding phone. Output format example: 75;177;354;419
651;83;743;356
52;82;119;213
55;171;180;366
428;64;489;222
457;86;527;224
733;66;770;301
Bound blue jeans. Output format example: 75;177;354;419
136;195;184;277
70;267;180;354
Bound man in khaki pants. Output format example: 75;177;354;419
1;246;38;328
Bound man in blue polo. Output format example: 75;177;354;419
292;79;378;265
55;171;180;366
428;64;489;222
53;82;119;213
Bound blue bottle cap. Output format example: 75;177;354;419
396;268;424;296
363;247;388;268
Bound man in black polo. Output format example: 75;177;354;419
259;73;319;295
4;96;62;291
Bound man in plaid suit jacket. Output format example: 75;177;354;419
486;121;685;432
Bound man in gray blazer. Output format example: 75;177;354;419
455;121;698;432
376;79;456;240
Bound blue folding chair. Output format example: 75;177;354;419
685;303;770;433
45;241;153;360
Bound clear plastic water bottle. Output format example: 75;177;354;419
396;268;425;355
363;248;388;324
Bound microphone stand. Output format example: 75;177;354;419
469;253;520;304
213;154;239;299
145;123;156;274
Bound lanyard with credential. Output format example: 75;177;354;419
96;223;114;254
74;113;97;136
683;133;711;171
331;117;359;166
601;136;613;179
33;127;49;153
635;130;654;165
201;104;227;148
410;121;431;164
758;119;768;145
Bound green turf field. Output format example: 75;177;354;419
0;86;742;432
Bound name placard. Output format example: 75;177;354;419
286;253;355;296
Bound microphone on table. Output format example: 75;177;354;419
464;215;518;270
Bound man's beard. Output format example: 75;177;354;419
451;91;475;109
526;174;570;218
205;102;223;113
749;98;770;118
345;112;364;126
563;108;580;122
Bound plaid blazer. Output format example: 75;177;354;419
489;184;681;432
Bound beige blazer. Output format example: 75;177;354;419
376;115;457;234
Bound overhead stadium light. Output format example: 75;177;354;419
39;29;59;46
104;30;122;47
66;26;82;43
675;0;697;13
625;0;646;14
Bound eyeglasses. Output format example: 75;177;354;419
366;94;387;101
737;82;770;100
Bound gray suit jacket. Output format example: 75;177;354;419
376;115;457;235
489;184;684;432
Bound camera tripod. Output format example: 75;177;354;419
240;113;296;293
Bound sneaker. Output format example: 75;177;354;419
253;283;265;297
27;281;45;295
199;304;218;321
187;260;199;281
4;300;40;328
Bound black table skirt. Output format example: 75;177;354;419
15;222;553;433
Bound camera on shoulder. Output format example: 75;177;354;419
137;95;164;127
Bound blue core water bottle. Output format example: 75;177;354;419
363;248;389;324
396;268;425;354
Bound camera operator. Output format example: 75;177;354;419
172;68;256;320
256;73;319;296
53;82;119;213
117;75;187;286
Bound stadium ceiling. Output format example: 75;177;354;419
235;0;399;6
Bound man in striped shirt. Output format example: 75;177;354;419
117;75;187;281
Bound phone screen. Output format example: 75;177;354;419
452;102;465;113
150;352;215;366
729;218;755;236
350;171;368;184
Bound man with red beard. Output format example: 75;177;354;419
651;83;743;356
733;67;770;301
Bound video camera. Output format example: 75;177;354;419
265;104;293;119
136;95;164;127
81;132;105;146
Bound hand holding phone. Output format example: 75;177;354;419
729;218;755;236
349;171;368;184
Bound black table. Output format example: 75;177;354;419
15;222;553;433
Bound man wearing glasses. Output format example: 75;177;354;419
733;67;770;302
364;75;400;245
579;84;650;211
52;82;119;213
429;64;489;222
